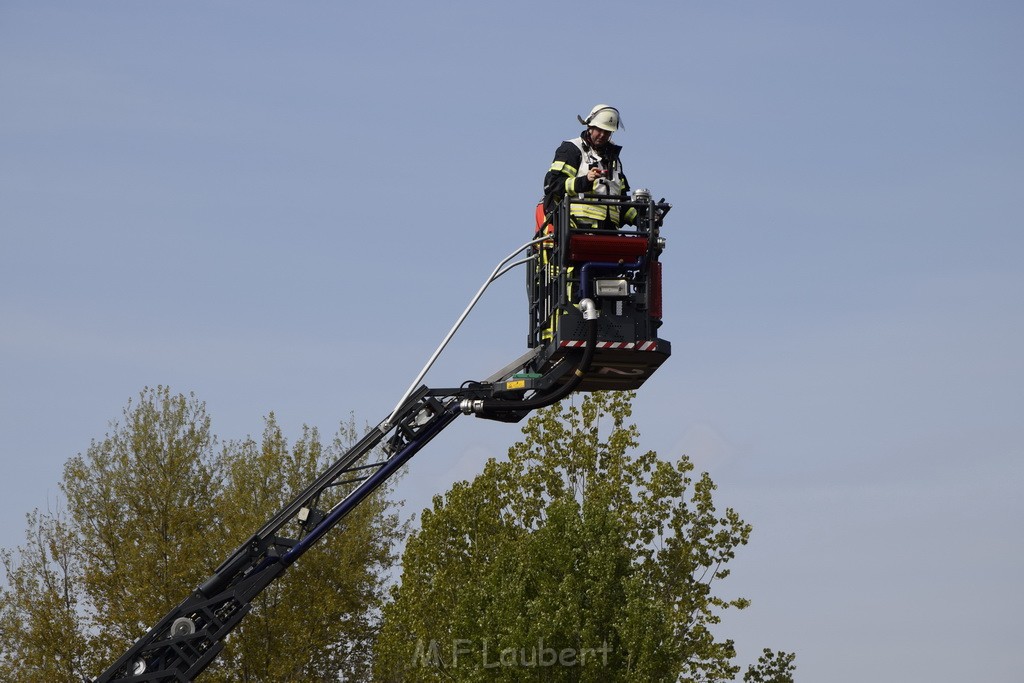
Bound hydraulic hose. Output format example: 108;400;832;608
468;299;600;416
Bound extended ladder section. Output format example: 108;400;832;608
94;192;672;682
91;386;452;681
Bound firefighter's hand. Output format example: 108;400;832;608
586;168;605;182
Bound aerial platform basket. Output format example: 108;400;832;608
527;193;672;392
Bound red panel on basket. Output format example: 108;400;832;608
650;260;662;320
568;234;649;262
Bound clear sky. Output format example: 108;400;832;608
2;2;1022;680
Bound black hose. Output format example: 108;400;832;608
477;316;599;416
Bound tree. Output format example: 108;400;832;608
0;508;88;681
62;385;223;669
207;414;401;681
0;387;401;682
374;391;792;682
744;648;797;683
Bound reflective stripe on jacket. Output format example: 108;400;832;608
543;132;638;228
565;136;624;226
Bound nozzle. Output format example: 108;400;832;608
579;298;599;321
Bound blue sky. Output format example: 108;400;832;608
2;2;1022;680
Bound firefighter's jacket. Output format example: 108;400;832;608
542;130;638;229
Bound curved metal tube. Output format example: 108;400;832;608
384;235;548;429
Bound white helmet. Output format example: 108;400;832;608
577;104;622;132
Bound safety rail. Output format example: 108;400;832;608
527;193;669;350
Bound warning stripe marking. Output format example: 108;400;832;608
559;340;659;351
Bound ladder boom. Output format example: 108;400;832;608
93;355;570;682
94;192;673;681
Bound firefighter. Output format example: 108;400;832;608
541;104;639;231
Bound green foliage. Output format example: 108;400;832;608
0;387;400;682
744;648;797;683
206;414;401;681
374;392;760;682
61;386;221;667
0;509;88;681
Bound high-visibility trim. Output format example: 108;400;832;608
571;203;622;224
549;160;578;177
562;136;626;226
558;340;660;351
572;203;611;217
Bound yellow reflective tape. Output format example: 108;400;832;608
572;205;607;219
506;379;526;390
571;204;622;223
550;161;578;176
